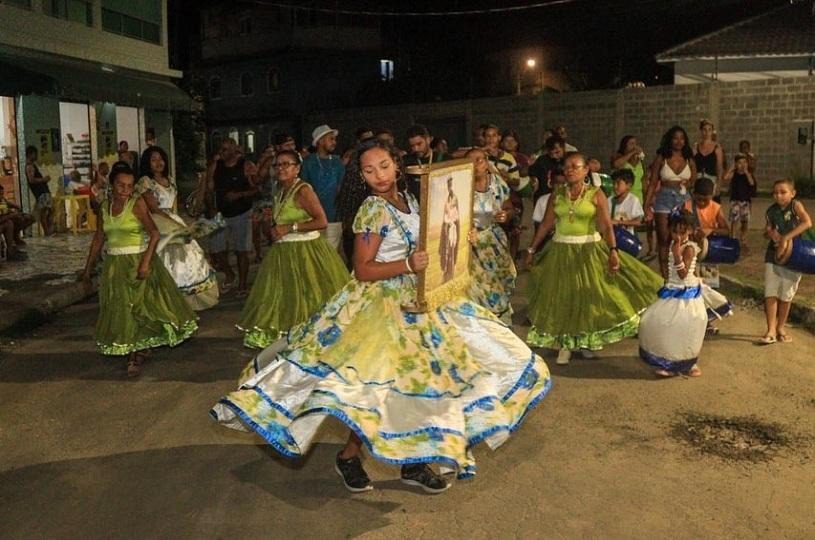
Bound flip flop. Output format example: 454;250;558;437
777;333;792;343
756;335;777;345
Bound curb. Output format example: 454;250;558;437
720;272;815;333
0;279;98;337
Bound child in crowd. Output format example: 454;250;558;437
639;208;707;377
759;179;812;345
738;140;757;175
532;168;565;233
724;153;756;250
608;169;644;234
684;177;733;333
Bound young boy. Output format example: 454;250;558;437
684;177;732;333
532;168;566;232
760;179;812;344
724;153;756;250
608;169;644;234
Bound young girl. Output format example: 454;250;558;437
759;179;813;344
639;209;707;377
212;139;551;494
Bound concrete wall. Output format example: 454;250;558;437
304;77;815;190
0;0;178;77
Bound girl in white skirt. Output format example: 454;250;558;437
639;209;707;377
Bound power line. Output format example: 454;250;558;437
244;0;581;17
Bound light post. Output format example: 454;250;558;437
516;57;538;96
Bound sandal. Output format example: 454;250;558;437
235;288;249;299
655;369;678;378
756;335;777;345
777;333;792;343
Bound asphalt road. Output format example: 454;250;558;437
1;275;814;539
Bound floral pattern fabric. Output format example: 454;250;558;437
212;193;551;477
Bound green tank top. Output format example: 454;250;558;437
554;184;599;236
103;197;144;249
274;180;311;225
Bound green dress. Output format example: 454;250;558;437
526;185;662;350
96;197;198;355
238;180;351;349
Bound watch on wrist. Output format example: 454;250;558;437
292;222;299;233
527;247;536;254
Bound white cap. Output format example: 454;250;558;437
311;124;339;147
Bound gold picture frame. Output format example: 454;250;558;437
405;159;475;312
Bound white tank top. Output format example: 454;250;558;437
660;160;691;183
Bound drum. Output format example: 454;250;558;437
775;237;815;274
699;235;740;264
614;226;642;258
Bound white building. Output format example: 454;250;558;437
0;0;189;217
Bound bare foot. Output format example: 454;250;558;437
687;365;702;377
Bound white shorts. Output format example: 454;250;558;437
764;263;801;302
321;222;342;250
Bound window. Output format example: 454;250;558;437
45;0;92;26
267;69;280;93
240;73;253;96
209;77;221;99
101;0;162;44
245;131;256;154
239;17;252;35
380;59;394;81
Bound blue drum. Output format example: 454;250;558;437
614;226;642;258
700;235;740;264
776;237;815;274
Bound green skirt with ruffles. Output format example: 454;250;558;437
238;236;351;349
96;253;198;355
526;238;663;350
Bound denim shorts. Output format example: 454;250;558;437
654;187;689;214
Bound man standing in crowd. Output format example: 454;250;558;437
24;145;54;236
301;124;345;250
554;125;578;152
403;124;449;200
528;135;566;202
207;138;256;295
483;125;520;187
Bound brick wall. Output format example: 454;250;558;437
304;77;815;191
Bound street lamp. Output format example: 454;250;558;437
517;58;539;95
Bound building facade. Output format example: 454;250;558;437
191;2;384;157
0;0;189;217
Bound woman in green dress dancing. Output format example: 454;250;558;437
81;162;198;377
524;153;662;365
238;150;350;349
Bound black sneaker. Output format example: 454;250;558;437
335;453;373;493
400;463;450;494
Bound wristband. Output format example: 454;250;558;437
527;247;536;254
405;258;413;273
292;222;299;233
609;246;618;253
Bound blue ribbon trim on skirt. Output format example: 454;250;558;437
657;285;702;300
639;347;697;373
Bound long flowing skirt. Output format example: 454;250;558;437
639;285;708;372
96;253;198;355
702;284;733;321
527;239;663;350
155;211;219;311
468;225;517;322
238;237;351;349
213;275;551;478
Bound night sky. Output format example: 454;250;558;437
170;0;791;100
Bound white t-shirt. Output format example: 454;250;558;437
533;193;552;223
608;193;644;233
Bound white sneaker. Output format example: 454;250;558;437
556;349;571;365
580;348;598;359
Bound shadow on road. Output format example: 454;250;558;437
0;444;400;538
0;336;252;384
